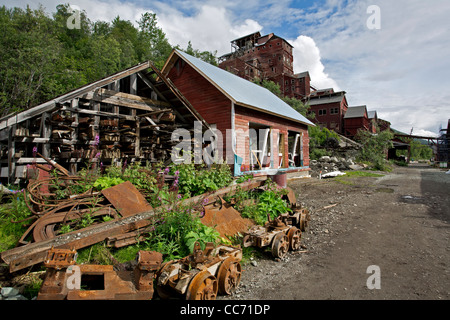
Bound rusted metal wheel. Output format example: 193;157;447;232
271;233;289;259
287;226;302;251
186;270;218;300
217;257;242;295
300;209;310;231
155;261;176;299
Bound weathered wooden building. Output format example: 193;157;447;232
0;61;210;183
162;49;315;175
343;106;371;138
307;89;349;134
218;32;312;100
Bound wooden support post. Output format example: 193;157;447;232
135;118;141;158
42;112;51;158
270;129;274;169
130;73;137;95
7;125;15;184
300;133;304;167
71;99;79;174
260;128;269;166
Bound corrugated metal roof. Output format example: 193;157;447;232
368;110;377;119
307;95;344;106
344;106;368;119
173;50;314;127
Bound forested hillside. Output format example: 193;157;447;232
0;4;217;117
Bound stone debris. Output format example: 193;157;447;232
0;287;28;300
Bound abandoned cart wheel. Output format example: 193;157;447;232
217;257;242;295
271;233;289;259
186;270;218;300
287;227;302;251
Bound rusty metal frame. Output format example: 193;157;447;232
38;248;162;300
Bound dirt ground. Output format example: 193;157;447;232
221;163;450;300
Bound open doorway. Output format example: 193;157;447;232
249;123;271;170
288;131;303;167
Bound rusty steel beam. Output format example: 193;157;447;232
1;177;267;273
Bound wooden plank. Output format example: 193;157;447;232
80;91;156;112
61;106;136;121
130;73;137;95
7;126;15;184
138;109;172;118
95;89;168;108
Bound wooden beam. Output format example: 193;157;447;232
80;89;171;112
61;106;136;121
97;88;171;108
138;108;172;118
42;112;52;158
137;72;170;103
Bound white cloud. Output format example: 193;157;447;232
4;0;149;24
156;4;261;55
293;0;450;135
289;35;340;91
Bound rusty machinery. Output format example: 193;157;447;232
37;247;163;300
242;204;310;260
156;242;243;300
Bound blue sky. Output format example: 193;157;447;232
2;0;450;136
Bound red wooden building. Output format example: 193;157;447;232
343;106;371;138
218;32;311;100
162;49;315;175
306;89;349;134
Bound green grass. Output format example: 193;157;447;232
334;170;384;185
343;171;384;178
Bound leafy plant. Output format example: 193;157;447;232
0;192;32;251
93;176;125;191
59;224;73;234
257;191;292;221
174;162;232;197
228;181;292;226
184;226;220;252
145;202;221;261
236;174;254;184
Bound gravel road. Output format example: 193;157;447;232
221;164;450;300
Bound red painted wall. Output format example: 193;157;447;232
344;117;370;138
310;98;348;134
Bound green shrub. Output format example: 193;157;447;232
355;129;394;171
0;192;32;251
